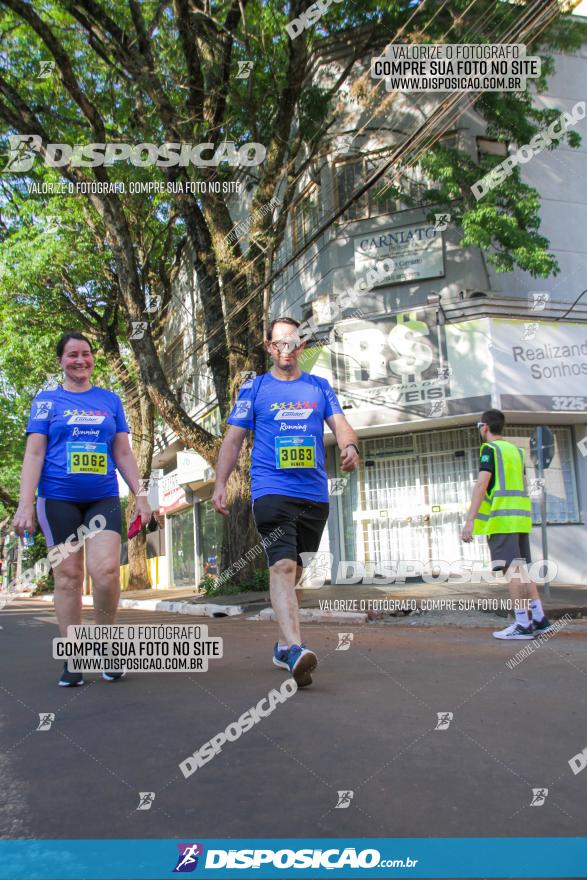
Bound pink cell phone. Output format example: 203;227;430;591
127;515;142;540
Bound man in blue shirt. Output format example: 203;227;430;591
212;317;359;687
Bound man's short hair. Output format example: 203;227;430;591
267;316;300;340
481;409;505;434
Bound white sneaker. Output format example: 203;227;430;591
493;622;535;640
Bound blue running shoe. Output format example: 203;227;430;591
102;668;126;682
287;644;317;688
58;661;84;687
532;616;554;635
273;642;290;670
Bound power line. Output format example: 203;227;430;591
125;0;542;399
117;1;566;417
201;0;565;365
159;0;494;378
98;4;450;412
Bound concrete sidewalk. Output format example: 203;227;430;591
32;579;586;623
300;580;587;615
35;586;244;618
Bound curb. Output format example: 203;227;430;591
28;593;587;625
250;607;367;624
0;588;35;605
36;594;243;618
492;606;586;621
34;592;368;623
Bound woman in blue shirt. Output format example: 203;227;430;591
12;332;151;687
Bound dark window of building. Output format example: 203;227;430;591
334;150;399;221
477;137;509;162
163;334;185;382
335;133;461;220
292;184;321;249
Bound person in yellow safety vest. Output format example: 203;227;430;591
461;409;554;641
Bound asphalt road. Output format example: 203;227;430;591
1;598;586;847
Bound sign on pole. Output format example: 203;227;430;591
529;426;555;598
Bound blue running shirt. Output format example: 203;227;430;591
26;386;129;501
226;371;343;502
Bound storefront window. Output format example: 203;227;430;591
504;426;580;524
198;499;225;581
169;507;196;587
340;425;581;567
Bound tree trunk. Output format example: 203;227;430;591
125;388;155;590
0;486;17;511
93;326;156;590
221;438;262;586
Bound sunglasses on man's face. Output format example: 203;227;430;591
476;422;486;430
270;339;300;353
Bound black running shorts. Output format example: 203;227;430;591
487;532;531;572
252;494;329;567
36;496;122;548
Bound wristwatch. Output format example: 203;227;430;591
345;443;360;455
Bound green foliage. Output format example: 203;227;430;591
245;568;270;592
198;573;222;595
0;391;26;515
0;263;111;517
198;566;269;596
0;186;140;516
32;575;55;596
399;14;586;278
22;531;54;592
0;0;583;335
0;0;585;531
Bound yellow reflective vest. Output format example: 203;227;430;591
473;439;532;535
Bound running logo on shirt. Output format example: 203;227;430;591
231;400;252;419
269;402;317;410
32;400;53;419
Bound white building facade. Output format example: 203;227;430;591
154;28;587;587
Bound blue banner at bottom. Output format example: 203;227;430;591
0;838;586;879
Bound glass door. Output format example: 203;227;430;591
198;499;225;579
170;507;196;587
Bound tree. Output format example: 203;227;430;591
0;383;25;516
0;197;162;585
0;0;584;580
